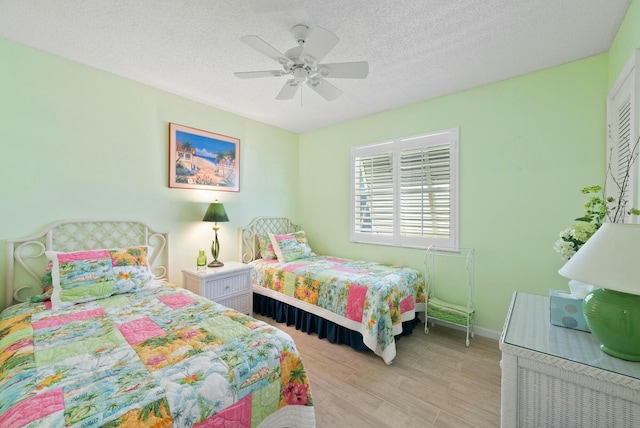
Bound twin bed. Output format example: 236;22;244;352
1;220;314;428
1;217;426;427
240;217;426;365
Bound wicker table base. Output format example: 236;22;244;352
500;292;640;428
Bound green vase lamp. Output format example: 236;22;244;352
559;223;640;361
202;200;229;268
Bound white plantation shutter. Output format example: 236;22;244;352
611;98;632;197
351;129;459;250
352;142;395;245
399;144;450;238
607;50;638;224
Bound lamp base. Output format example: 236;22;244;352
583;288;640;361
208;260;224;268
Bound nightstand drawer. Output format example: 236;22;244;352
182;262;253;314
217;294;251;315
202;272;250;300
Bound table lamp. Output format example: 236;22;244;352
558;222;640;361
202;201;229;267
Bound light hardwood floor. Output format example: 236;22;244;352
254;314;502;428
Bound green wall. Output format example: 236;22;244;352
608;0;640;85
0;37;299;310
299;54;609;333
3;2;639;334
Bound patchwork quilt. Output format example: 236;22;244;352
252;256;426;364
0;284;315;427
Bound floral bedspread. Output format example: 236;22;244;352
252;256;426;364
0;284;314;428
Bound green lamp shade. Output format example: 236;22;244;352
558;223;640;361
202;201;229;268
202;202;229;223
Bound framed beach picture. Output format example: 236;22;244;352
169;123;240;192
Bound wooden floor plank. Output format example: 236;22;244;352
254;314;502;428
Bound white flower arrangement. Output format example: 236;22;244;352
554;139;640;261
554;220;598;261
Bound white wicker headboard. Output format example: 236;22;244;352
6;220;169;306
239;217;299;263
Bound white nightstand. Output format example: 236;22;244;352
182;262;253;314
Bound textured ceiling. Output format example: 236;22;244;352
0;0;631;133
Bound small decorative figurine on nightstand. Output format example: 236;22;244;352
197;249;207;271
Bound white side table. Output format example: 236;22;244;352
182;262;253;314
500;292;640;427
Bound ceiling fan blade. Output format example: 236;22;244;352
306;78;342;101
276;79;300;100
239;35;293;66
300;27;339;63
318;61;369;79
234;70;285;79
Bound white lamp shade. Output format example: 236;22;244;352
558;222;640;295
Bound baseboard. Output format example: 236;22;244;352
426;318;501;341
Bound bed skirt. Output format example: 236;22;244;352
253;293;417;352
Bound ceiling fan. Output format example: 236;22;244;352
234;24;369;101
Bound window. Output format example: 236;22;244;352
350;128;459;250
607;50;638;223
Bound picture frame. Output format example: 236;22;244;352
169;123;240;192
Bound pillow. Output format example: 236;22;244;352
257;233;277;259
29;285;52;303
45;245;155;309
108;245;155;293
46;249;116;309
269;231;315;263
29;263;54;303
41;261;53;289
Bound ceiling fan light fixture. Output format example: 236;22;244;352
276;79;300;100
293;67;308;82
302;55;316;67
235;24;369;101
318;66;330;78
